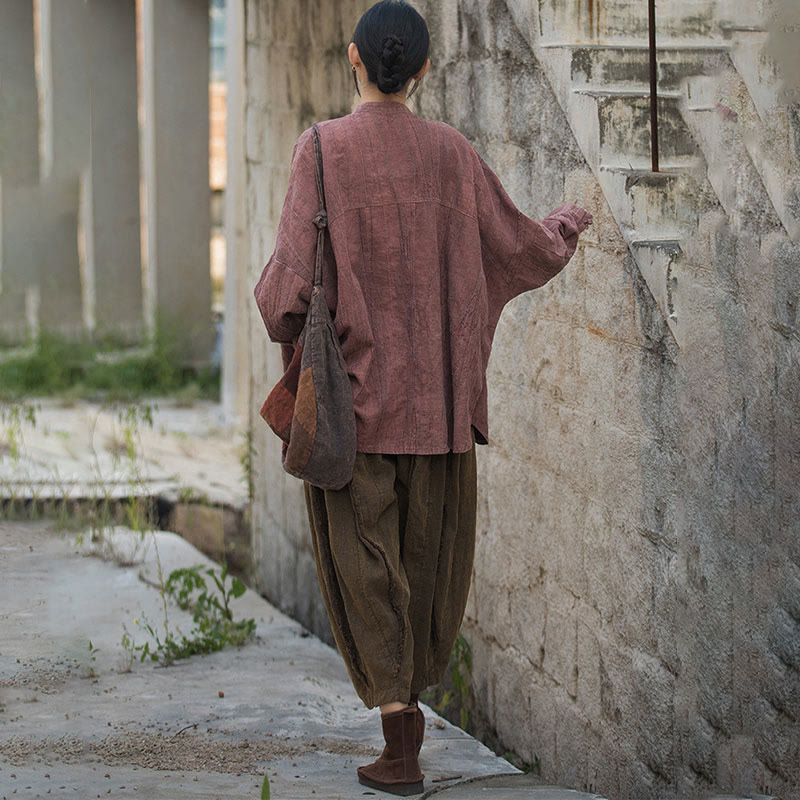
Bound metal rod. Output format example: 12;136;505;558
648;0;660;172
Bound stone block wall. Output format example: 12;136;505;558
244;0;365;640
243;1;800;797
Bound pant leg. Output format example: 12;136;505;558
304;452;414;709
303;441;478;708
398;440;478;695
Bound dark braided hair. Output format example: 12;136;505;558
353;1;430;95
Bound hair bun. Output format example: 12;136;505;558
352;2;430;96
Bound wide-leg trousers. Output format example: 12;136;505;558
303;440;478;709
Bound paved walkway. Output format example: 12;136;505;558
0;521;609;800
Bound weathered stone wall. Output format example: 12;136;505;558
244;0;364;638
244;1;800;798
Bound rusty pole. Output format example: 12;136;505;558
648;0;660;172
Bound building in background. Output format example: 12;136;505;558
0;0;219;369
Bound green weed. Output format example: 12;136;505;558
125;562;255;666
0;402;38;460
436;632;472;730
81;640;101;679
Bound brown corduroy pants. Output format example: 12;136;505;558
303;440;478;709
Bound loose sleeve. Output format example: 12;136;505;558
253;127;321;345
474;152;588;307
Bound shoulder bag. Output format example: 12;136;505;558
258;123;356;490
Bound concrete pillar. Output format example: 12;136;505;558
0;1;39;186
36;0;90;340
38;0;90;181
0;0;40;344
222;0;249;423
141;0;213;367
86;0;143;346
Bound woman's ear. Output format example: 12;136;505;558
348;42;360;69
414;58;431;81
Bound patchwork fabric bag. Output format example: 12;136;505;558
259;123;356;490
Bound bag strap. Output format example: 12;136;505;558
311;123;327;288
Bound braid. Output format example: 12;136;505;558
377;34;407;94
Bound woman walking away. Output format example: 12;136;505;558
253;1;592;795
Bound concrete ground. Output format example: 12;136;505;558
0;521;610;800
1;402;774;800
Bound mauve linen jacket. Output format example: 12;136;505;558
254;100;585;455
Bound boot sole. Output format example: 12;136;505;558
358;774;425;796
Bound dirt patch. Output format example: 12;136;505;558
0;731;379;773
0;659;78;694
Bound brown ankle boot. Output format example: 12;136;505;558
357;706;425;796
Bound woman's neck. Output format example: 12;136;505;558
357;82;408;105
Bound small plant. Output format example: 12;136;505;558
125;562;255;666
176;486;211;505
422;632;473;731
81;640;100;678
0;401;38;461
116;402;155;465
119;629;135;673
0;401;40;519
82;402;157;566
442;632;472;730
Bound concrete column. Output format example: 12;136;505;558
38;0;90;181
222;0;249;423
37;176;83;342
141;0;213;367
36;0;90;340
86;0;143;346
0;1;39;186
0;0;40;344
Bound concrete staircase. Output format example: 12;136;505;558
504;0;798;349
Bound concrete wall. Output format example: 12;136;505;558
243;1;800;798
244;0;365;638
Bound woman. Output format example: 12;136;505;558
254;1;592;795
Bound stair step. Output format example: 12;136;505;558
567;45;729;92
629;239;685;344
570;89;700;162
600;165;693;178
719;23;767;34
539;41;729;51
536;0;719;44
573;87;683;99
630;237;683;251
597;165;696;238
